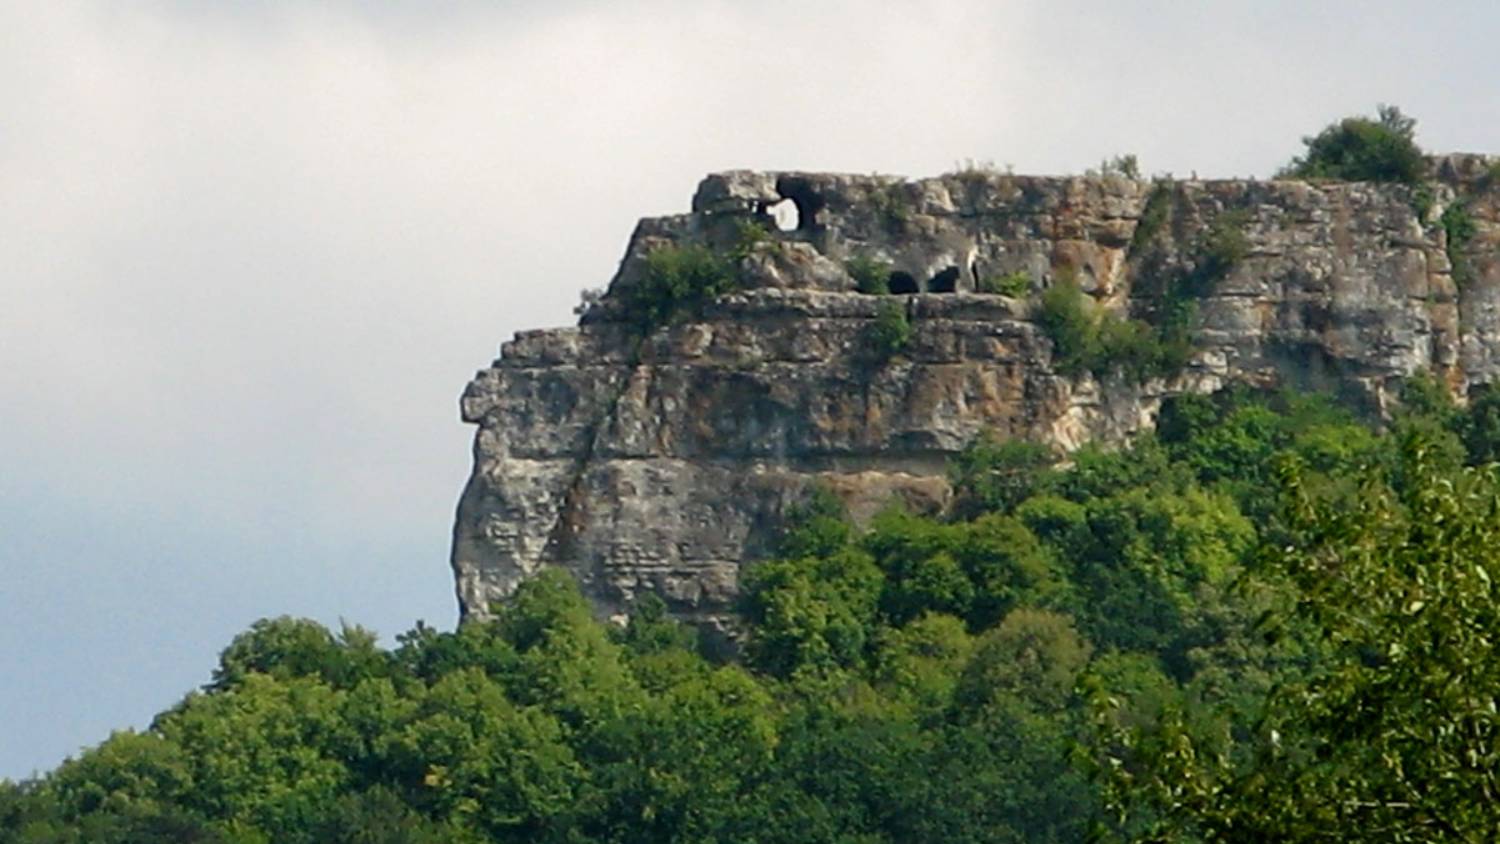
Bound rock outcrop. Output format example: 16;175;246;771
452;156;1500;643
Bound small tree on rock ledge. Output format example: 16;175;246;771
1282;104;1425;184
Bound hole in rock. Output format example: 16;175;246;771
929;266;960;293
766;198;800;232
888;271;919;294
774;176;825;232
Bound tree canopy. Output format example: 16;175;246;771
7;382;1500;843
1282;104;1426;184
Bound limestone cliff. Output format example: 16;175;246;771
451;155;1500;642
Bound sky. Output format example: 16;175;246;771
2;0;1498;779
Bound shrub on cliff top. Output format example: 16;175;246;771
1283;104;1425;184
625;243;739;333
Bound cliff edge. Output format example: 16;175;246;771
452;155;1500;643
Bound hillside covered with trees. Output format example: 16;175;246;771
5;378;1500;843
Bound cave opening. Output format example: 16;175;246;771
888;271;920;294
773;176;826;233
929;266;960;293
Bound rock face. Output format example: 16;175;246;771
452;156;1500;642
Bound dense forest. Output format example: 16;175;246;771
5;378;1500;843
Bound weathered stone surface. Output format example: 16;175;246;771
452;157;1500;641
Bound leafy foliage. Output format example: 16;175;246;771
870;182;911;230
977;270;1032;297
1036;277;1105;375
1410;181;1437;222
845;254;893;294
1036;278;1184;380
1118;206;1252;381
15;381;1500;842
1092;438;1500;842
1128;182;1173;256
1283;104;1425;184
949;433;1056;519
1196;209;1251;280
1097;154;1141;180
1458;383;1500;466
728;219;778;261
1442;200;1478;286
864;300;911;362
623;243;740;334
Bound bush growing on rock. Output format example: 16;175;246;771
1441;200;1477;286
1283;104;1425;184
976;270;1031;297
1036;278;1177;380
624;243;739;333
1196;209;1251;281
846;254;893;294
1036;278;1099;375
865;300;911;361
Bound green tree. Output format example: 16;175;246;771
948;433;1057;518
845;255;892;294
952;513;1067;630
870;613;975;715
1283;104;1424;184
493;569;643;731
740;548;883;678
1095;441;1500;841
389;669;578;840
615;593;697;658
147;674;352;840
577;665;777;842
1037;278;1100;375
309;787;471;844
391;620;518;686
1460;383;1500;465
954;608;1092;714
864;509;974;627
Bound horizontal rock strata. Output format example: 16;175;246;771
453;156;1500;642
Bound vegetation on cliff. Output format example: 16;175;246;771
7;382;1500;843
1282;104;1425;184
622;243;741;334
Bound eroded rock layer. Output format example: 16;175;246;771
453;156;1500;641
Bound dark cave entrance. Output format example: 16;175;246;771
928;266;960;293
888;271;920;294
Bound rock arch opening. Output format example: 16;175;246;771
773;176;826;233
765;198;800;232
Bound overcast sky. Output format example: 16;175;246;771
2;0;1498;779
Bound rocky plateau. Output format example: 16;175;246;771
452;155;1500;645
